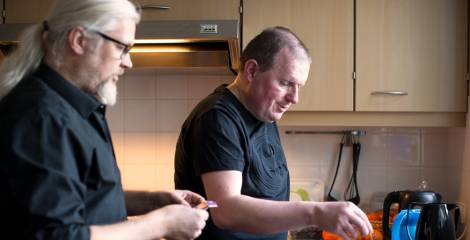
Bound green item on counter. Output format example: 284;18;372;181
291;188;311;201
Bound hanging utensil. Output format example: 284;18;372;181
327;132;361;205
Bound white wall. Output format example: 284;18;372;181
108;68;466;212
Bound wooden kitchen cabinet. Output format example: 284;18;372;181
3;0;239;23
243;0;468;126
4;0;54;23
243;0;354;111
134;0;239;21
356;0;467;112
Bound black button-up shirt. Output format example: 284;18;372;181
0;63;127;239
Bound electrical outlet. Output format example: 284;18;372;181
200;24;218;34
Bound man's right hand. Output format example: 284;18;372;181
310;201;373;240
90;204;209;240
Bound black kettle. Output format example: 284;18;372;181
412;202;461;240
382;190;442;239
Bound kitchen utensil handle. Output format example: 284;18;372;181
141;5;170;10
383;191;400;238
371;91;408;96
454;203;467;240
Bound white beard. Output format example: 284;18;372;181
96;80;117;106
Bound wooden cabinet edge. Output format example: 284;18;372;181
278;112;466;127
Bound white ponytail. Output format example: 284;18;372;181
0;0;140;100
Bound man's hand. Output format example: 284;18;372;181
148;190;206;208
174;190;206;208
153;205;209;240
91;202;209;240
311;201;373;240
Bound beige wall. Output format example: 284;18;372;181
108;68;466;214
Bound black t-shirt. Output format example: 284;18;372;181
0;63;127;239
175;85;289;240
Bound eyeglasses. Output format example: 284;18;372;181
89;30;133;59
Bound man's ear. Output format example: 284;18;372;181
68;26;87;55
243;59;258;82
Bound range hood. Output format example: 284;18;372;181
0;20;240;74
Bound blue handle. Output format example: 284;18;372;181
391;209;421;240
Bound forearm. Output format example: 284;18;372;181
89;213;166;240
124;191;155;216
213;197;372;239
211;195;314;234
91;204;209;240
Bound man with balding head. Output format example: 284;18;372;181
175;26;373;240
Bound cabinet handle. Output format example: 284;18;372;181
371;91;408;96
141;5;170;10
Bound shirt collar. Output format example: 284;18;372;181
35;63;105;118
220;85;262;127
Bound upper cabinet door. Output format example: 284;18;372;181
243;0;354;111
4;0;54;23
356;0;467;112
134;0;239;21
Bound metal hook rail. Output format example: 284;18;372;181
284;130;366;136
284;130;366;146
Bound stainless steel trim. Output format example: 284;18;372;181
0;20;240;73
135;20;239;72
136;20;238;39
371;91;408;96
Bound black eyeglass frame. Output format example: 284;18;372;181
89;30;133;59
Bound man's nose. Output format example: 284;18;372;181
287;85;299;104
121;53;133;69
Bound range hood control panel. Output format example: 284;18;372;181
200;24;218;34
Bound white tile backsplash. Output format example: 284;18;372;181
123;69;157;99
447;130;465;168
107;100;124;132
124;100;156;132
123;133;157;165
156;99;188;132
359;132;389;166
422;129;450;167
121;163;158;190
155;163;175;191
423;167;461;201
110;69;467;209
388;132;421;166
282;130;339;167
288;165;325;180
187;75;230;99
356;166;389;210
156;75;188;99
387;166;423;191
156;133;179;165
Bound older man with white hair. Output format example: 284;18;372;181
0;1;208;239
